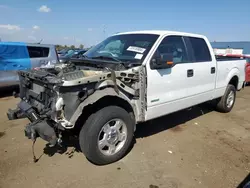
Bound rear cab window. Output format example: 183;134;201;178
27;46;50;58
185;37;212;62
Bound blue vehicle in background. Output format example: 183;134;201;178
57;49;73;57
0;42;59;87
59;49;88;63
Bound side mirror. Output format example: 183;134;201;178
150;53;175;69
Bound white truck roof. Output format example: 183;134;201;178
116;30;206;39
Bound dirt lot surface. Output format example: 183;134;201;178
0;87;250;188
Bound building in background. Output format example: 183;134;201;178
211;41;250;57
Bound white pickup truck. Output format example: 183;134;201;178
7;30;246;165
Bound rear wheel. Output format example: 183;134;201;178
79;106;134;165
216;84;236;113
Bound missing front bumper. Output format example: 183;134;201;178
7;100;58;146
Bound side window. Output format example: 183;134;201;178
188;37;212;62
156;36;188;63
27;46;50;58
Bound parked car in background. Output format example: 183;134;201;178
0;42;59;87
72;49;88;58
59;49;88;63
57;49;70;57
246;58;250;84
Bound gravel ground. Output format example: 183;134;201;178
0;87;249;188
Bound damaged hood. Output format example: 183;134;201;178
18;58;141;87
18;60;115;87
18;64;106;85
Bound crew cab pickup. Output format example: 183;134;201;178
7;30;246;165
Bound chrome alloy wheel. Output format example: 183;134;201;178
98;119;127;156
226;90;235;108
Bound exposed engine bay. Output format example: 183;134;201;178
7;58;146;161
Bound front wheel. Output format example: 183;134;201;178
216;84;236;113
79;106;135;165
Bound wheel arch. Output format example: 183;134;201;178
226;68;240;90
228;75;239;90
70;88;137;131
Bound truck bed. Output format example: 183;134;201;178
215;58;246;99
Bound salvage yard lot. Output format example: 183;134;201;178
0;87;250;188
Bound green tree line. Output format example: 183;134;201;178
56;44;85;51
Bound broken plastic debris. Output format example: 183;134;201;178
194;122;198;125
168;150;173;154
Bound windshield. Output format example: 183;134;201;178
71;50;87;58
84;34;159;63
64;49;75;58
58;49;68;54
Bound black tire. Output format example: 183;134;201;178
216;84;236;113
79;106;135;165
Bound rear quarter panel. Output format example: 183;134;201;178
215;59;246;97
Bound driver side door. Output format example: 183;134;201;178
145;35;194;120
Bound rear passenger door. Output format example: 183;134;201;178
27;46;50;68
183;36;216;101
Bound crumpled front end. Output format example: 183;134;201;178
6;68;104;145
6;69;69;146
16;69;76;127
7;62;141;151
